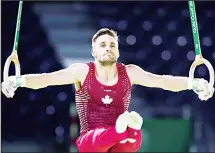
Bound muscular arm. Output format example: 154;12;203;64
22;63;88;89
126;64;189;92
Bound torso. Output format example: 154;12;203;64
75;62;132;134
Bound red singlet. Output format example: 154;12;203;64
75;62;132;134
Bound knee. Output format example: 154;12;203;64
128;111;143;130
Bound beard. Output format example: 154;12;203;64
97;54;117;66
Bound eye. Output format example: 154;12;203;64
101;43;106;47
111;44;115;48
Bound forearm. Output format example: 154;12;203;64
160;75;189;92
21;73;51;89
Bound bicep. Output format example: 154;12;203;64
127;64;163;88
45;63;88;86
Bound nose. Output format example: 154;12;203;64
106;47;111;52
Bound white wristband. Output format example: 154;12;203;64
16;76;26;87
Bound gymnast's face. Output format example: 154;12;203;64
92;34;119;66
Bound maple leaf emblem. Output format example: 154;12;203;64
101;95;113;105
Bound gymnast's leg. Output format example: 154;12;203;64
76;111;130;152
109;111;143;152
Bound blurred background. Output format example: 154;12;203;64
1;1;215;152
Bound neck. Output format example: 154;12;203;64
94;60;117;80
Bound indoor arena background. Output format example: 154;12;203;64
1;1;215;152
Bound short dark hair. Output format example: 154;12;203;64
92;28;118;43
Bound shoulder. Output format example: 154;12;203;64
68;63;89;72
126;64;142;72
68;62;90;82
125;64;145;84
117;62;144;74
117;62;138;69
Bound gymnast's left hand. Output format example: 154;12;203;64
189;78;214;101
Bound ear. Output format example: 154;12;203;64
116;49;120;58
91;43;96;57
91;49;96;57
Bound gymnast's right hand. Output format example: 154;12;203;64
1;76;24;98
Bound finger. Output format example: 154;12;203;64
129;111;141;119
208;89;214;98
203;87;214;99
3;89;11;98
9;80;17;89
209;86;214;94
2;85;9;96
10;86;17;93
201;93;210;101
6;90;14;98
129;112;142;122
2;84;15;98
202;92;209;99
198;92;207;101
198;94;203;101
9;92;15;98
4;89;11;98
2;87;8;97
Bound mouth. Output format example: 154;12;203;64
106;53;114;56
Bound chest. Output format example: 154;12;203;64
87;79;129;106
96;76;118;86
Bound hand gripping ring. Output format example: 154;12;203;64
189;58;214;88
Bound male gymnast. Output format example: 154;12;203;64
2;28;214;152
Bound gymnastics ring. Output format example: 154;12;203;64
189;58;214;88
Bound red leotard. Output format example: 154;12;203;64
75;62;142;152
